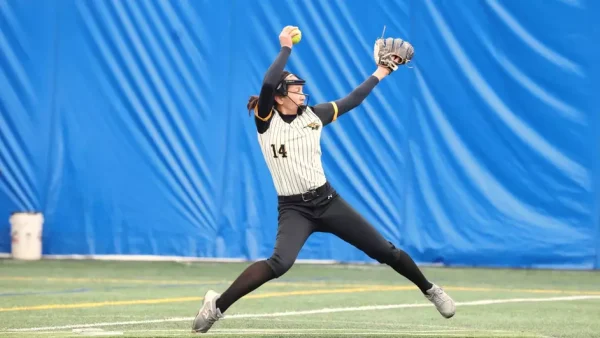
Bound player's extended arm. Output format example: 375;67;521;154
312;67;390;125
313;35;413;125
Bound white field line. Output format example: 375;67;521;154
120;329;469;332
6;329;547;338
190;333;539;337
6;295;599;332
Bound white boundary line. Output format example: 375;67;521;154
6;331;545;337
0;253;339;264
1;253;593;271
0;253;446;267
105;329;544;337
2;329;546;337
6;295;600;332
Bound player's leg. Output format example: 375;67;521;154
217;206;316;312
318;195;456;318
192;205;316;333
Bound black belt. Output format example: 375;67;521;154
278;182;332;203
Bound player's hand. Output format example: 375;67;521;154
279;26;298;49
376;56;401;75
375;56;404;79
373;66;391;80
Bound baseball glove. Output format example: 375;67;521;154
374;37;414;72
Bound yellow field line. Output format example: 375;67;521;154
1;282;600;313
260;285;600;296
0;286;413;312
0;276;399;289
243;285;415;299
0;276;224;285
2;276;600;296
0;277;374;288
0;297;203;312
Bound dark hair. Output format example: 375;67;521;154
247;71;294;115
247;95;259;112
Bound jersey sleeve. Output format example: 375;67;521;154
312;102;339;126
312;76;380;126
255;105;274;134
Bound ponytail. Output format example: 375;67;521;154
247;71;293;116
247;95;259;115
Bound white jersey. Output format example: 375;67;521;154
257;107;327;196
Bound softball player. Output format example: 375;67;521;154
192;26;455;333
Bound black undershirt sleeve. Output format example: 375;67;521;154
312;75;380;126
255;47;292;133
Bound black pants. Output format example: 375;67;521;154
215;182;432;313
266;182;406;277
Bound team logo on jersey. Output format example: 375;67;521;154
304;121;320;130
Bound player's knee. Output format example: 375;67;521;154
266;253;295;278
371;252;394;265
389;246;407;264
369;242;404;265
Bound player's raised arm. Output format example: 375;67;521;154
312;37;414;126
247;26;300;121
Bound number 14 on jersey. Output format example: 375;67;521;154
271;144;288;158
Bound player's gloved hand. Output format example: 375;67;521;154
374;37;414;72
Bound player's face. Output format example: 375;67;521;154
286;84;305;105
282;75;305;112
275;74;307;114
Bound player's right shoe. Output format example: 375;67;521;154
192;290;223;333
425;284;456;318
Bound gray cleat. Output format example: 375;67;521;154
192;290;223;333
425;284;456;318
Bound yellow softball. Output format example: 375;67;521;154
291;29;302;44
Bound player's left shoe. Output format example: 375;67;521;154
425;284;456;318
192;290;223;333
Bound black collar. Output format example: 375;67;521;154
276;107;305;124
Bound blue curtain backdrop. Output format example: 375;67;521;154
1;0;599;269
